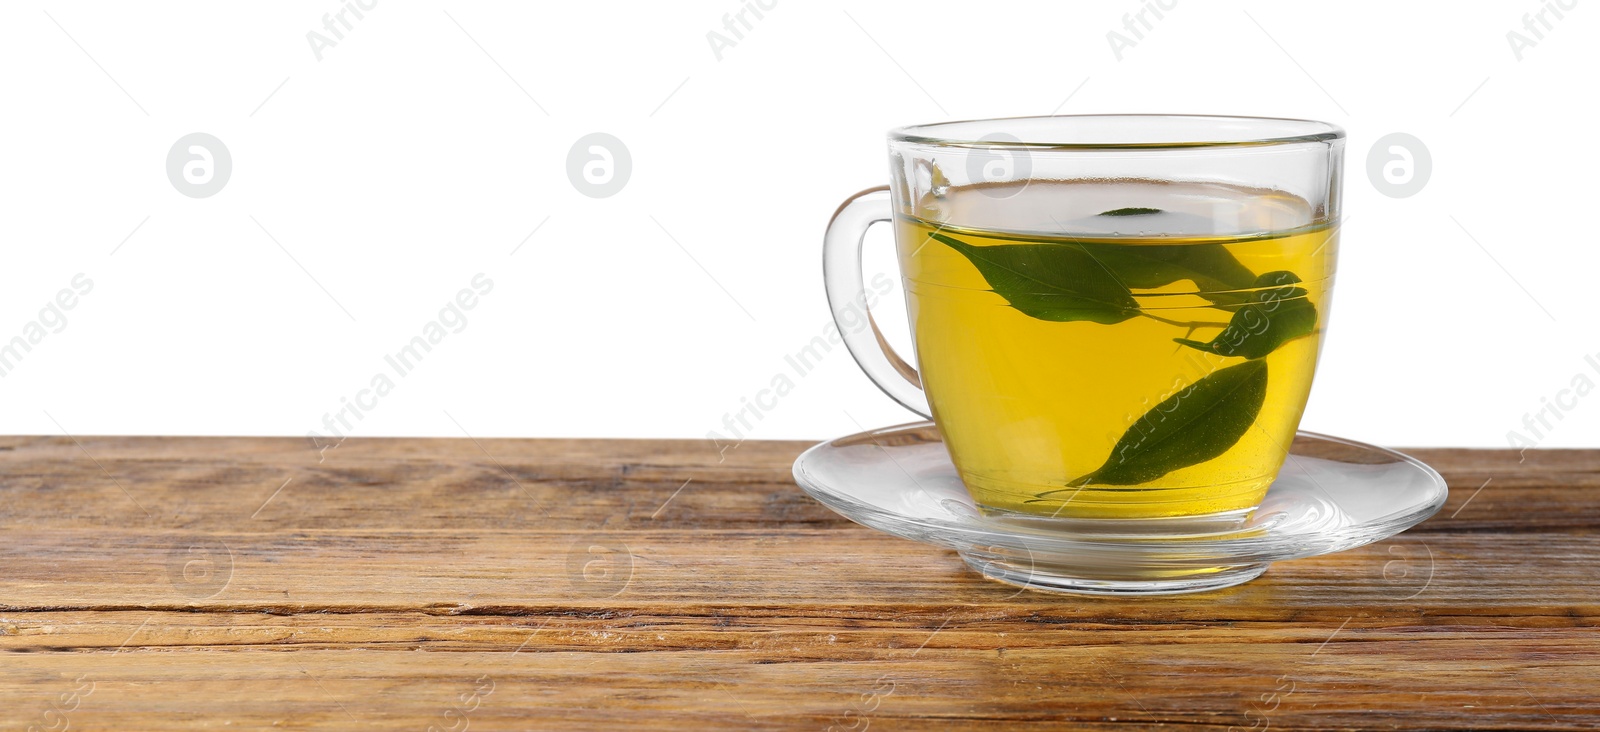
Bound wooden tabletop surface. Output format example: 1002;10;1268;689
1;434;1595;730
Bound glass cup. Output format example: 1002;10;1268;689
823;115;1344;523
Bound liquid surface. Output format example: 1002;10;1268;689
896;179;1337;518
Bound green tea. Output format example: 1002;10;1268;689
895;179;1336;519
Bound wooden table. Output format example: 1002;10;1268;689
1;435;1595;730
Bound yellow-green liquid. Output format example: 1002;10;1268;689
896;180;1336;519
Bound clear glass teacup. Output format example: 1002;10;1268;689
823;115;1344;522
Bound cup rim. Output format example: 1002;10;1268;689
888;114;1345;151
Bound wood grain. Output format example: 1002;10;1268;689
1;435;1596;730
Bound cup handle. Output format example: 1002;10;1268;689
823;186;932;418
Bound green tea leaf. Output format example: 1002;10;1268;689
931;232;1139;324
1068;359;1269;487
1173;270;1318;359
1082;242;1258;306
934;230;1265;322
1082;208;1258;305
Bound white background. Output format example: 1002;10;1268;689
0;0;1594;450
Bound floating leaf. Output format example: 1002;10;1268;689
932;232;1139;324
1082;207;1258;303
1062;359;1269;487
1173;270;1318;359
1082;241;1258;306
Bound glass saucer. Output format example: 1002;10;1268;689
792;422;1448;596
